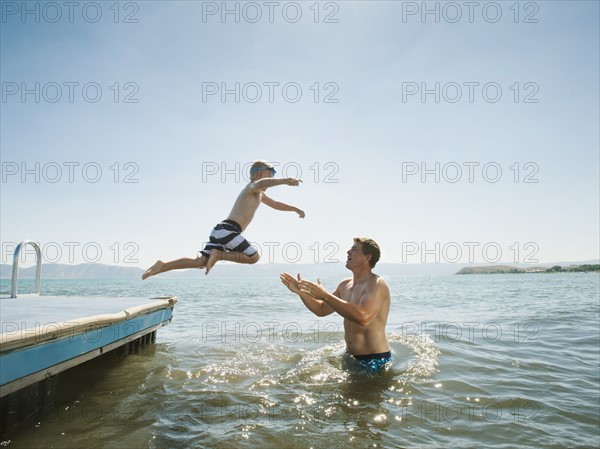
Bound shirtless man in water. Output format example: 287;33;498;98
280;238;392;372
142;161;304;279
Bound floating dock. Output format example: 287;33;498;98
0;295;177;396
0;241;177;433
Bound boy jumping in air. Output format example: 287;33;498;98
142;161;304;279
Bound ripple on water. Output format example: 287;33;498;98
143;331;444;449
3;275;598;448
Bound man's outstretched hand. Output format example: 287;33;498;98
299;278;328;301
280;272;302;294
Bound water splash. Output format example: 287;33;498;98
389;332;440;380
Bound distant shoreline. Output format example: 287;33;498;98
2;261;599;280
456;264;600;275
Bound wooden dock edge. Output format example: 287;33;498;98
0;319;169;399
0;297;177;434
0;296;178;353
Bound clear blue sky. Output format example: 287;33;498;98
1;1;598;267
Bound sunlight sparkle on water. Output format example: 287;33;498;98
374;414;387;423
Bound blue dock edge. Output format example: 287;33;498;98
0;295;177;432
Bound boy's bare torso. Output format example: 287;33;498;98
227;183;263;231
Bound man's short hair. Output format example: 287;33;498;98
354;237;381;268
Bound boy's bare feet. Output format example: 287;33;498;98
142;260;164;280
205;250;222;275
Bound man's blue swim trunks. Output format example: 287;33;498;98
200;219;257;258
353;351;393;373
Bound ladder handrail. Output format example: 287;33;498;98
11;241;42;298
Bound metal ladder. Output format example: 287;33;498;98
11;240;42;298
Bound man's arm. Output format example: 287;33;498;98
280;273;334;317
262;194;305;218
299;279;384;326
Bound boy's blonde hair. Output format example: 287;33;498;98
250;161;275;177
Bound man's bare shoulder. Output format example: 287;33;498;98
371;274;390;296
366;273;388;289
372;273;387;284
338;277;353;289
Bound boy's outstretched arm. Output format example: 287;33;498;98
262;194;305;218
253;177;301;190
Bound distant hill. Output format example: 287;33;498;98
0;263;144;280
457;264;599;274
456;265;548;274
1;259;598;280
1;262;346;280
0;262;538;280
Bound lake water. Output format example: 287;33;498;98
1;273;599;448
